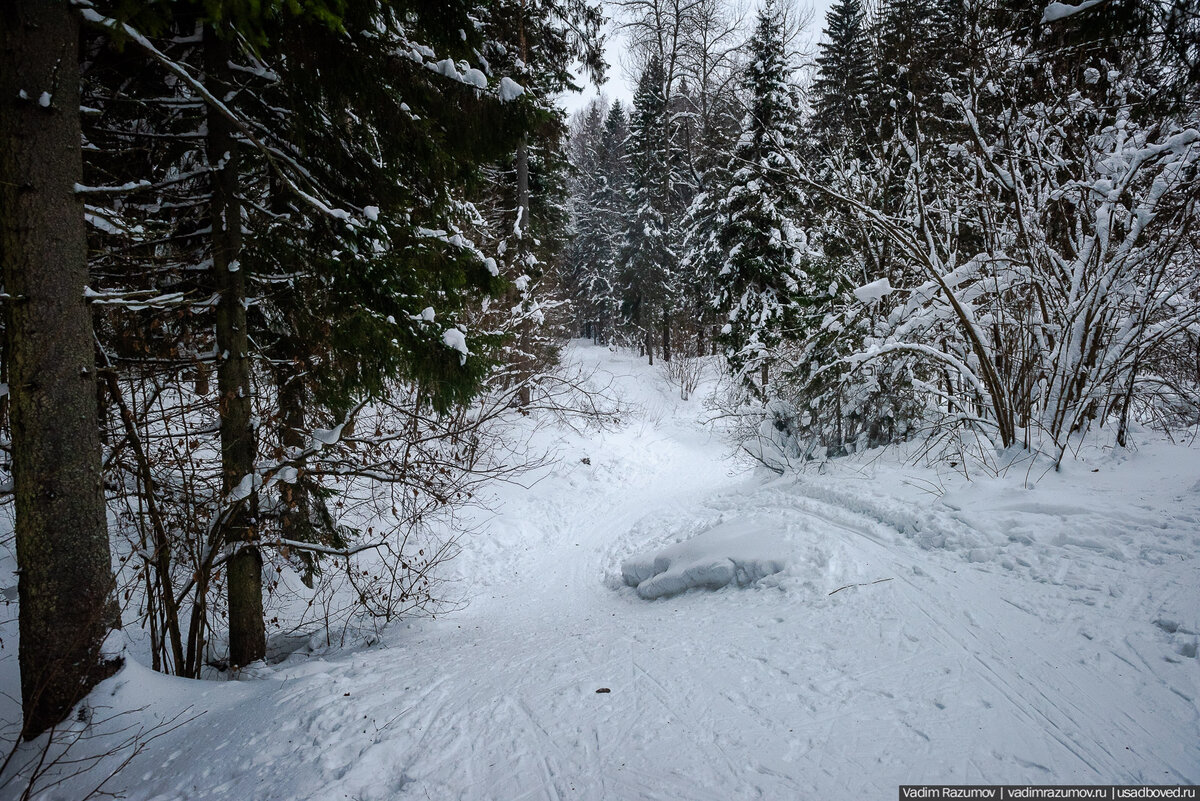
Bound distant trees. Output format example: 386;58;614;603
567;99;628;343
563;0;1200;464
620;55;676;363
811;0;872;139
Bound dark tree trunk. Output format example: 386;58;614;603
206;28;263;667
1;0;117;738
516;138;531;238
645;328;654;366
194;361;210;396
275;361;312;578
1115;365;1138;448
513;134;535;410
661;312;671;363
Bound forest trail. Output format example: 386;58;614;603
57;344;1200;801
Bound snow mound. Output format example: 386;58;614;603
621;521;788;599
852;276;893;303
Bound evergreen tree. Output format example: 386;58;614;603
812;0;874;139
585;100;631;342
73;0;551;674
1;0;117;737
619;56;676;362
713;0;814;392
871;0;969;141
566;100;614;340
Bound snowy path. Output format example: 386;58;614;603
53;345;1200;801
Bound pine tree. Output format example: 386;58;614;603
1;0;117;737
678;128;731;356
619;56;675;362
812;0;874;139
871;0;969;141
566;100;613;339
713;0;814;392
586;100;630;342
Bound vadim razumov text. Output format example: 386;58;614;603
899;787;1200;800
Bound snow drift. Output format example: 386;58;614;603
621;521;789;599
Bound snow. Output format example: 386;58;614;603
499;76;525;102
1041;0;1105;23
228;472;260;502
462;67;488;89
310;423;345;447
442;327;470;363
622;521;789;599
2;343;1199;799
853;276;894;303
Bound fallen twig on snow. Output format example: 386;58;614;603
828;578;894;596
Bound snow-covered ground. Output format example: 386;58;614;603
4;342;1199;800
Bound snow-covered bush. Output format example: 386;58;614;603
780;2;1200;464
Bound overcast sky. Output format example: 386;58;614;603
555;0;836;118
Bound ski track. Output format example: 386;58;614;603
35;344;1200;801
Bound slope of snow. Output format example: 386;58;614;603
3;342;1199;800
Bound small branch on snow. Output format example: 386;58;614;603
828;578;894;596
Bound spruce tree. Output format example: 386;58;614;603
75;0;549;674
619;56;675;362
583;100;630;342
713;0;813;392
812;0;874;139
566;101;613;339
1;0;116;736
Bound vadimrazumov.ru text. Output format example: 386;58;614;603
900;786;1199;800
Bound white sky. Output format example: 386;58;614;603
555;0;836;118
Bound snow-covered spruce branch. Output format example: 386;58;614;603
73;2;368;226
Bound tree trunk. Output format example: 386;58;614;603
645;328;654;366
194;361;210;396
513;132;535;407
1115;365;1138;449
206;27;263;667
1;0;117;738
516;138;531;239
275;361;313;583
661;312;671;363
